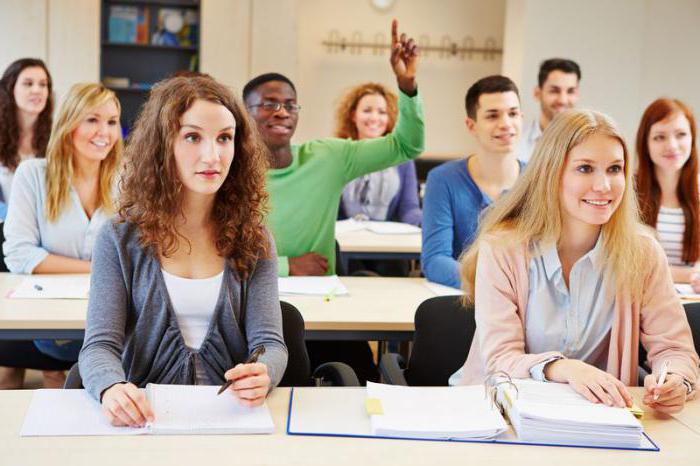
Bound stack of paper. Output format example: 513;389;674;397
21;385;274;437
675;283;700;299
9;275;90;299
336;219;420;235
366;382;508;440
500;379;643;448
278;275;349;296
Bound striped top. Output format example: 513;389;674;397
656;206;687;266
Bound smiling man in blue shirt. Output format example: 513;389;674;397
421;75;524;288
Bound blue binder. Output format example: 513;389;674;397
285;388;660;452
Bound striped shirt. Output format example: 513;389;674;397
656;206;687;266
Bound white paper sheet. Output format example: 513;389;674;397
423;281;464;296
335;220;420;235
675;283;700;299
366;382;507;439
278;275;349;296
9;275;90;299
21;386;274;437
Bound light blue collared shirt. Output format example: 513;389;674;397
526;235;614;381
3;159;111;273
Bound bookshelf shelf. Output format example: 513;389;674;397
100;0;200;130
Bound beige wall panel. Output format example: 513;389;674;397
200;0;251;92
47;0;100;101
0;0;48;71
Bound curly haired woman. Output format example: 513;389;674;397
78;75;287;427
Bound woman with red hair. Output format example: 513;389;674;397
635;98;699;288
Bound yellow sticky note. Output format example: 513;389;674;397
628;403;644;419
366;398;384;415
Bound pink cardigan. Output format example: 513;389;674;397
457;231;699;394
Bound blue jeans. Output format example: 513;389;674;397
34;339;82;362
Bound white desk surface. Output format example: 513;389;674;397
335;228;421;254
0;274;439;333
1;387;697;466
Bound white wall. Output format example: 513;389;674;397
296;0;505;156
503;0;700;147
0;0;48;72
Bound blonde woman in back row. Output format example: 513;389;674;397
0;83;122;388
453;109;698;414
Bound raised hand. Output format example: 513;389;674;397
389;19;418;96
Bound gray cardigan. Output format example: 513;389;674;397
79;220;288;401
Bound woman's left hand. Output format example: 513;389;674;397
643;373;688;414
224;362;271;407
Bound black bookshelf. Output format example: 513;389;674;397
100;0;200;130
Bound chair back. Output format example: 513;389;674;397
278;301;312;387
0;222;8;272
683;302;700;357
403;295;475;386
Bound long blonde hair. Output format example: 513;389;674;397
460;109;646;302
45;83;122;222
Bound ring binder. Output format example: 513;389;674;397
484;371;518;415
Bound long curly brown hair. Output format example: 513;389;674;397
118;76;270;277
334;82;398;140
0;58;54;171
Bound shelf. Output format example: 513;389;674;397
105;0;198;8
102;41;197;51
106;86;152;93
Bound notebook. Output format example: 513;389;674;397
21;385;274;437
278;275;349;296
335;219;420;235
366;382;507;439
9;275;90;299
497;379;643;448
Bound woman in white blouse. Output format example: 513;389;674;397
0;83;122;388
635;98;699;288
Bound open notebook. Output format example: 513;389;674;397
336;219;420;235
497;379;643;448
21;385;274;437
9;275;90;299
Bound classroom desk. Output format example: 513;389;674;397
0;274;437;342
1;388;698;466
335;228;421;272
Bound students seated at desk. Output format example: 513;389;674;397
336;82;421;227
0;83;121;389
515;58;581;163
454;109;699;414
0;58;53;220
635;98;700;288
79;76;287;427
422;76;523;288
242;20;423;278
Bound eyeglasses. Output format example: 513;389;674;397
248;102;302;114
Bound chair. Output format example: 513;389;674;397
380;295;475;386
682;301;700;357
0;222;9;273
65;301;359;388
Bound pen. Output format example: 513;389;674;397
653;361;670;401
33;284;43;291
217;345;266;395
324;286;338;302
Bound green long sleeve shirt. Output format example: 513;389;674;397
266;90;424;276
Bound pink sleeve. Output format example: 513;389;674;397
640;238;700;392
475;240;564;378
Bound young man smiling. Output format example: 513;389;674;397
517;58;581;162
421;75;523;288
242;20;424;278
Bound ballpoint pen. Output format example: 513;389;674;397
217;345;266;395
653;361;669;401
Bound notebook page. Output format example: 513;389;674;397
364;221;421;235
10;275;90;299
367;382;507;439
21;389;145;437
278;275;349;296
335;219;366;234
147;384;274;434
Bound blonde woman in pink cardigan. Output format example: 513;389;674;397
456;109;699;414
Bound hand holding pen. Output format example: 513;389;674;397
643;361;689;414
218;346;270;407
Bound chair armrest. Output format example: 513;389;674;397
64;362;83;389
313;362;361;386
379;352;408;385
